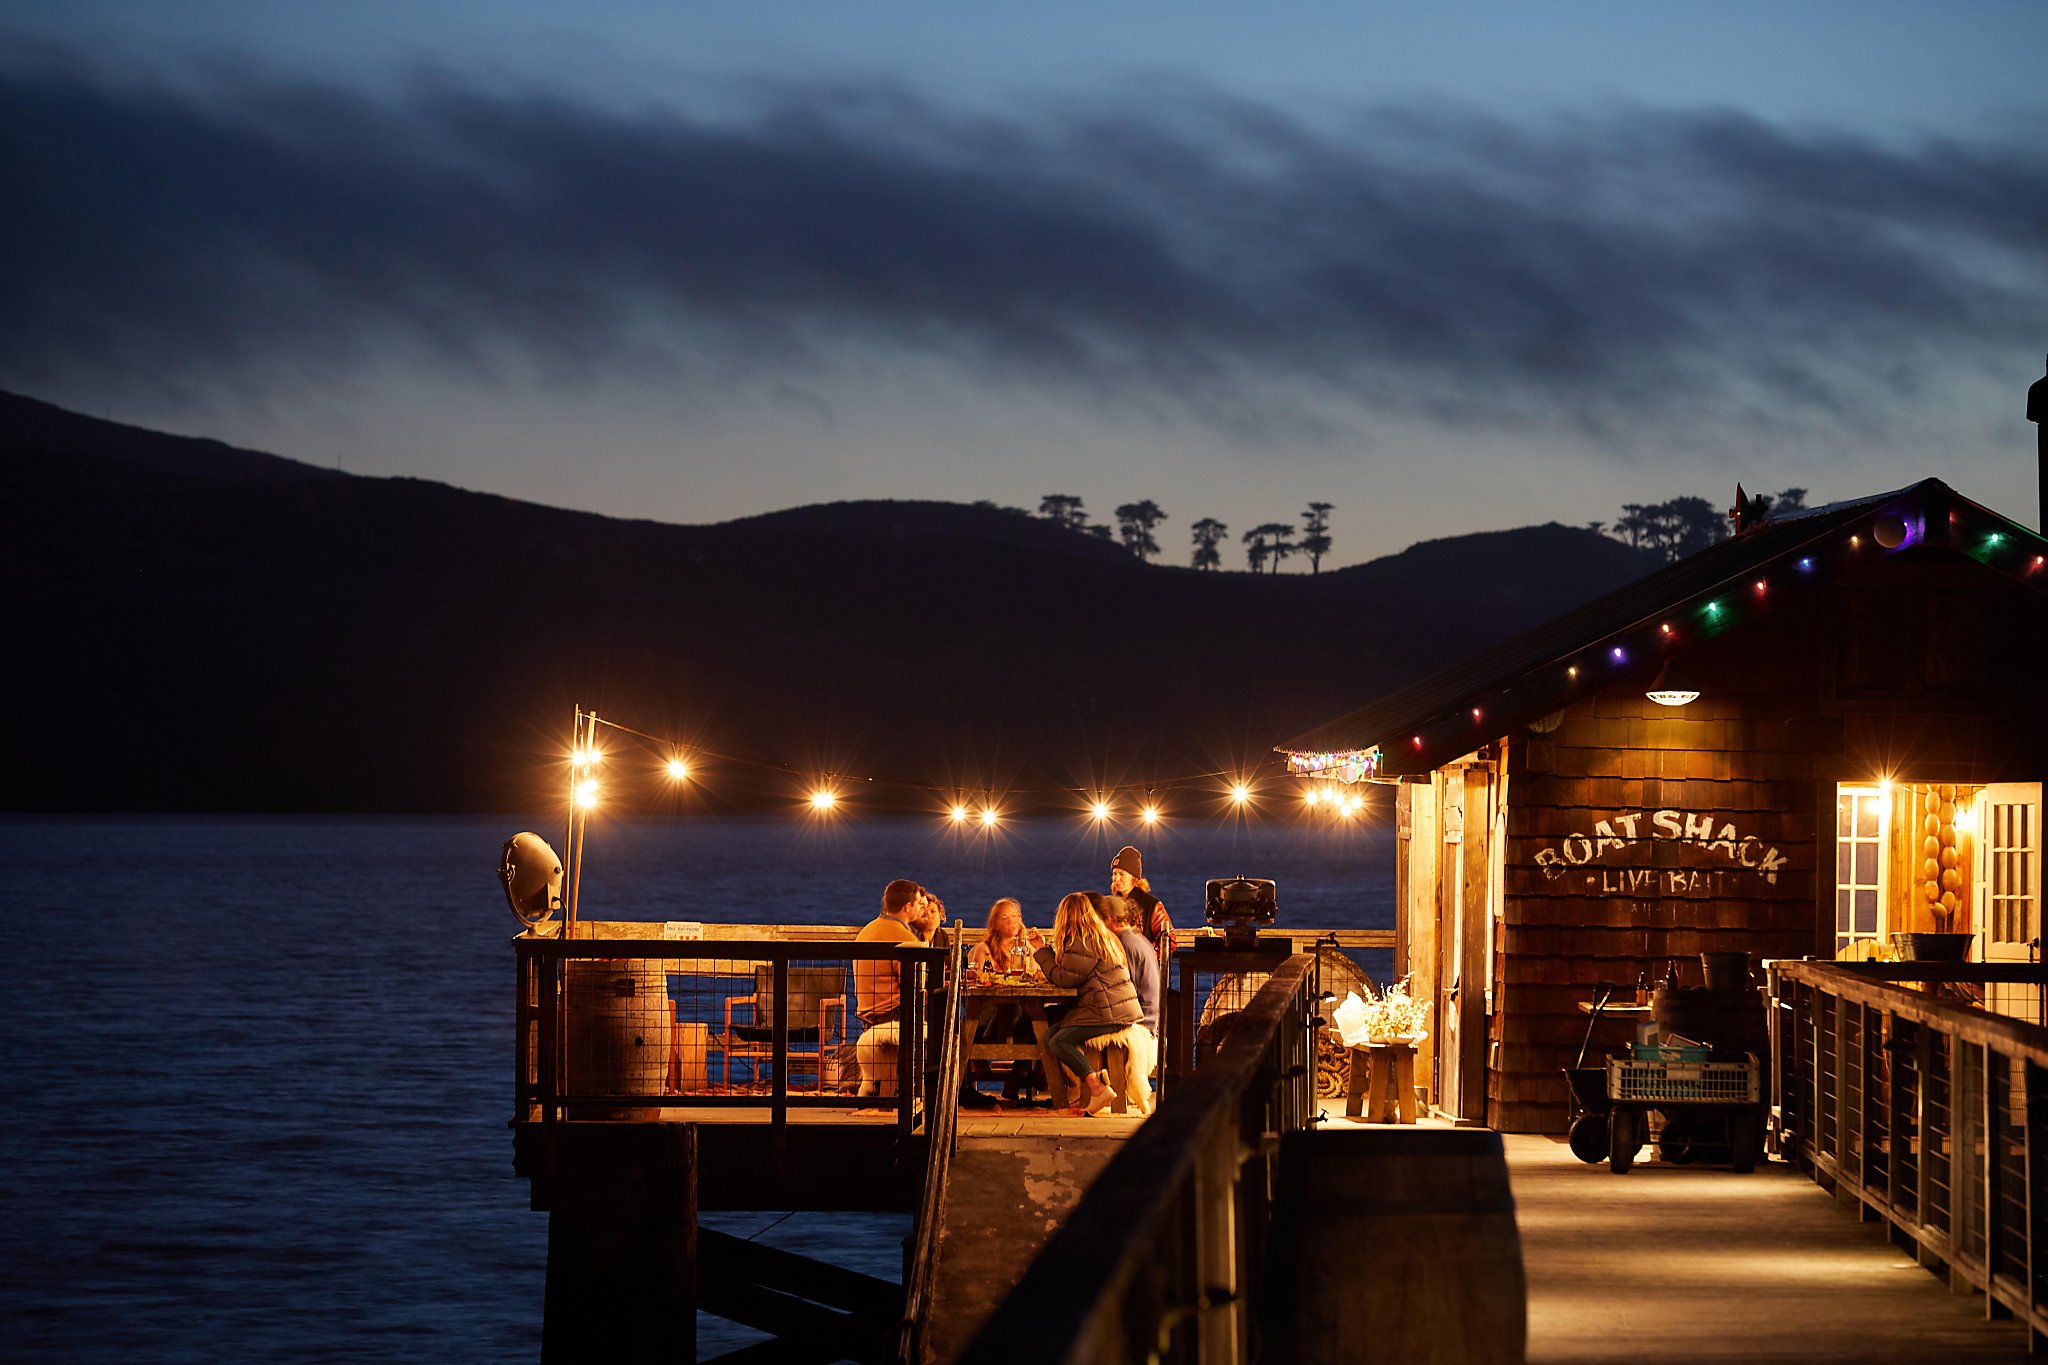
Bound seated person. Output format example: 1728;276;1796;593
1104;895;1162;1042
1029;892;1143;1114
969;897;1037;976
854;878;923;1097
968;898;1041;1101
1096;894;1162;1112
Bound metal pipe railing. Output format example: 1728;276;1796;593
1771;960;2048;1351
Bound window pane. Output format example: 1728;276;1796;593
1857;797;1879;839
1836;889;1853;932
1855;888;1878;934
1855;844;1878;885
1837;794;1855;836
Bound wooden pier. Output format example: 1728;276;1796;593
510;926;2045;1362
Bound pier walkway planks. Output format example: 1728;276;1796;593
1509;1133;2037;1364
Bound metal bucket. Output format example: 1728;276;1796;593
1700;951;1752;992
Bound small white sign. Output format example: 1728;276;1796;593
662;921;704;941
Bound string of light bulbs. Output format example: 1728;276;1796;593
561;709;1377;826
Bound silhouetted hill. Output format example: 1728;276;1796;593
2;391;1658;812
0;389;345;483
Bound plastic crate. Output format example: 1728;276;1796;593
1607;1054;1758;1104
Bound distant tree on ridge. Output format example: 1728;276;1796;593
1039;493;1088;529
1300;501;1334;573
1190;517;1227;571
1244;521;1296;573
1114;499;1167;562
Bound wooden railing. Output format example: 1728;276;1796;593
898;927;968;1362
956;954;1320;1364
1771;960;2048;1350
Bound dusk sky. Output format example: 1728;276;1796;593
5;2;2046;558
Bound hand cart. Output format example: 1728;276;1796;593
1603;1045;1762;1174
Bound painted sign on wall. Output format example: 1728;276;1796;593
1533;809;1789;893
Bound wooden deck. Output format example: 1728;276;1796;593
1509;1133;2038;1364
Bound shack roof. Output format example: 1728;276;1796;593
1279;478;2046;778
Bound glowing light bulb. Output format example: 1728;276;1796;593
1304;787;1322;807
809;788;837;811
1471;707;1482;721
1140;805;1160;825
1705;601;1720;615
1660;622;1673;635
1230;783;1251;805
1089;800;1111;822
666;757;689;781
1754;579;1767;593
575;778;599;809
950;804;969;824
1567;665;1579;679
1797;557;1814;572
1611;646;1626;661
1849;535;1861;548
979;806;1000;828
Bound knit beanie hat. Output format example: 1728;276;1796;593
1112;846;1144;878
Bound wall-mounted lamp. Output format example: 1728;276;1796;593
1645;662;1700;707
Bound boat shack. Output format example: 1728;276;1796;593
1277;478;2048;1133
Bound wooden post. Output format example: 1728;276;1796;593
1460;766;1492;1123
541;1124;697;1364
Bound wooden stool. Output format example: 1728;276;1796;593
1081;1028;1157;1115
1345;1042;1418;1123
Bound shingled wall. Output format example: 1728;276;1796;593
1485;561;2048;1133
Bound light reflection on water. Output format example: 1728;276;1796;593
1;814;1391;1360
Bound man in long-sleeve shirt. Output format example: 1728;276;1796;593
855;879;922;1097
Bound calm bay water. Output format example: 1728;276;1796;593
1;814;1392;1361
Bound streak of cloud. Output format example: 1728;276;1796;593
1;55;2042;452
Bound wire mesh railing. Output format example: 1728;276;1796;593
514;932;947;1145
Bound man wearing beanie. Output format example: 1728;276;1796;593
1109;846;1174;941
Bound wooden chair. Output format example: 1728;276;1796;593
722;966;848;1090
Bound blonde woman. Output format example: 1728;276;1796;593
1027;891;1143;1114
969;898;1035;977
967;898;1038;1102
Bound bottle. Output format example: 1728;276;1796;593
1634;971;1649;1006
1664;960;1681;993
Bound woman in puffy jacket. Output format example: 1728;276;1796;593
1028;891;1143;1114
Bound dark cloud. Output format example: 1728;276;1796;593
1;58;2042;447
